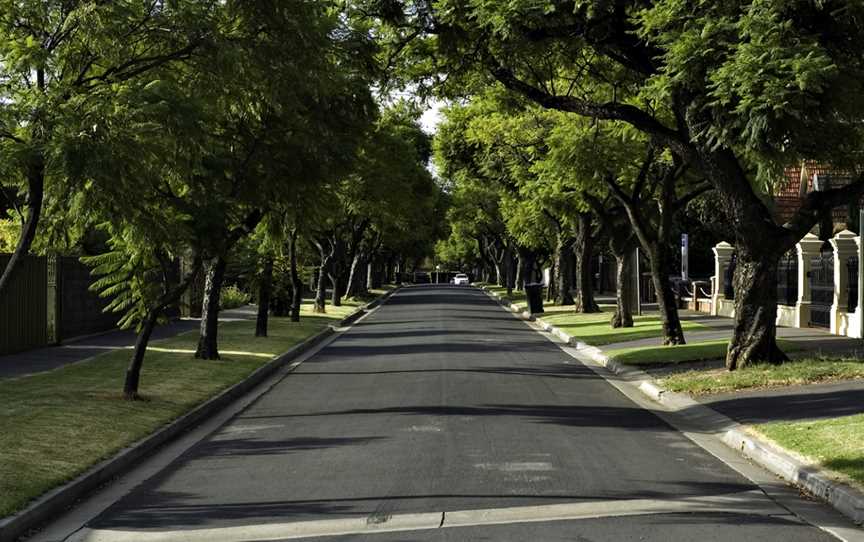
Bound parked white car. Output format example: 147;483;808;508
452;273;470;286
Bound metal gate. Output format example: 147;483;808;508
724;253;737;300
777;250;798;306
809;242;834;328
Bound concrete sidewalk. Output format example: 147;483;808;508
0;305;257;379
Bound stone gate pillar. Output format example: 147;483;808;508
711;242;734;316
796;233;823;328
856;235;863;339
831;230;858;335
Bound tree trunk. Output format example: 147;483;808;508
648;245;686;345
517;247;535;290
611;251;634;328
358;257;369;293
504;246;516;296
346;252;365;297
367;260;378;290
314;242;329;313
515;254;523;291
195;257;226;360
124;255;202;399
574;214;600;313
255;257;274;337
554;234;575;306
546;253;556;302
726;254;788;370
289;230;302;322
329;238;345;307
0;154;44;297
123;309;160;400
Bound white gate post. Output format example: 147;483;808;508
796;233;823;328
830;230;858;335
711;242;734;317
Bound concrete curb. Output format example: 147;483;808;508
480;285;864;526
0;288;399;542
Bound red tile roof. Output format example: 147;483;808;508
773;162;862;226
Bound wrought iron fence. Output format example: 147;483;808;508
723;253;736;300
776;250;798;306
849;255;859;313
809;241;834;328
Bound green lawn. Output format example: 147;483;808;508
484;285;529;308
660;357;864;395
607;339;801;366
0;292;387;518
483;285;708;346
540;310;708;346
755;414;864;489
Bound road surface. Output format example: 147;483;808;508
69;286;839;541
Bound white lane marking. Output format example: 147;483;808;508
474;462;555;472
405;424;443;433
212;424;285;437
67;491;788;541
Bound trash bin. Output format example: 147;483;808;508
525;283;544;314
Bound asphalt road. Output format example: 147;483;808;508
76;286;836;541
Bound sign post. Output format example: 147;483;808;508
681;234;690;281
634;247;642;316
859;209;863;339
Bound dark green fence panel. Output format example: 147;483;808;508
59;256;119;340
0;254;48;355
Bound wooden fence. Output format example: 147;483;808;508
0;254;48;354
0;254;119;355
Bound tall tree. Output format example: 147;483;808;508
178;0;375;358
0;0;214;297
370;0;864;368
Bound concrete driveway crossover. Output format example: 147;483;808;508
69;286;841;541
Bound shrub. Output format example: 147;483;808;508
220;284;250;310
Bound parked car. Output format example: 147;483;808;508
452;273;470;286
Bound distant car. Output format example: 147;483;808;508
452;273;470;286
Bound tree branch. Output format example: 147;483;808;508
784;174;864;242
673;181;713;213
488;59;688;153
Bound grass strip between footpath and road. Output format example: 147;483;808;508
606;339;802;367
482;285;709;346
0;291;390;519
754;414;864;490
540;309;707;347
658;357;864;395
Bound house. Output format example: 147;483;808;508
711;162;863;338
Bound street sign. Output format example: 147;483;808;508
681;234;690;280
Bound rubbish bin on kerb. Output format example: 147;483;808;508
525;283;544;314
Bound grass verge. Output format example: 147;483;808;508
0;293;386;518
754;414;864;489
659;356;864;395
607;339;801;366
484;285;529;308
483;285;707;345
540;310;708;346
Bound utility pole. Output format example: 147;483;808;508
859;209;863;339
634;247;642;316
